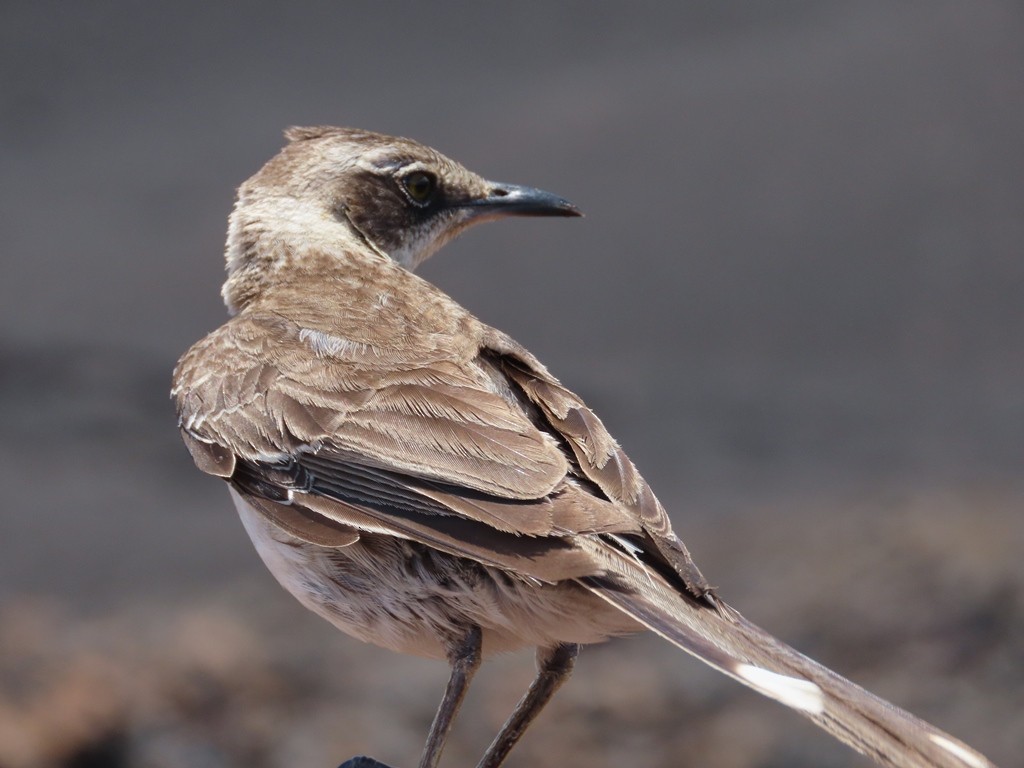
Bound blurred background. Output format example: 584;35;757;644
1;2;1021;767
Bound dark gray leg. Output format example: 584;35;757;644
418;626;483;768
476;643;580;768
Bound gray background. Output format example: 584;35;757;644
1;3;1021;767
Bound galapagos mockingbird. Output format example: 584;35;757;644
172;127;994;768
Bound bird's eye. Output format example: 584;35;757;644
401;171;438;206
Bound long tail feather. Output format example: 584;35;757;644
579;541;995;768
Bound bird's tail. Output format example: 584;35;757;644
578;541;995;768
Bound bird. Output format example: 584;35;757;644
172;126;995;768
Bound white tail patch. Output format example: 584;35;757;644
735;664;825;715
928;734;990;768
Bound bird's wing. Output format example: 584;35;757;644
482;328;712;596
172;311;640;540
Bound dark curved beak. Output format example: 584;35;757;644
462;182;582;218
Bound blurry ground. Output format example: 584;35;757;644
1;3;1022;767
2;485;1021;768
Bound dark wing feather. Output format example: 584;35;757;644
238;484;604;584
483;330;713;597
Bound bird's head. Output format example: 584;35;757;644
222;126;580;313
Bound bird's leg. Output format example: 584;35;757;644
419;625;483;768
476;643;580;768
